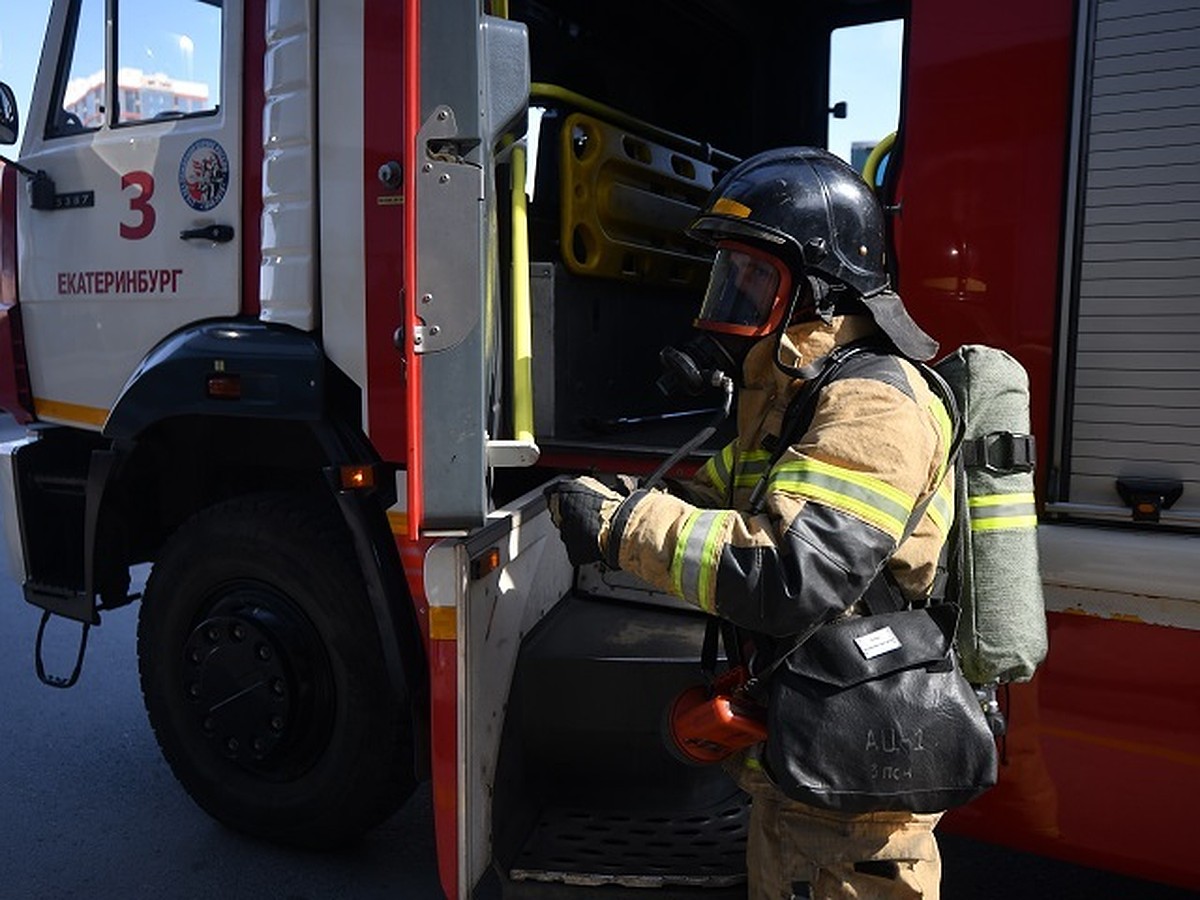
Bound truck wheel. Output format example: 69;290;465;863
137;492;416;848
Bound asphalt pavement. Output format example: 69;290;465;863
1;575;444;900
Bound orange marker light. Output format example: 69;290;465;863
205;373;242;399
471;547;501;580
340;464;376;490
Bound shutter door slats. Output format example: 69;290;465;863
1099;0;1200;21
1096;9;1200;37
1088;123;1200;152
1092;105;1200;133
1094;46;1200;77
1091;66;1200;96
1068;0;1200;525
1082;202;1200;227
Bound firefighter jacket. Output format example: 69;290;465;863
605;313;954;637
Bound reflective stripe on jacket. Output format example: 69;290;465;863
609;314;953;637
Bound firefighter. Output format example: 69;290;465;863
546;146;955;899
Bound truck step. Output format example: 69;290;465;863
509;797;749;889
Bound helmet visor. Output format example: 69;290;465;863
695;244;791;336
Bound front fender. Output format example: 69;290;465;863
104;320;325;440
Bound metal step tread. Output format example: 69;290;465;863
510;796;750;889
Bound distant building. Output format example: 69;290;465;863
851;139;889;185
850;140;876;174
63;68;210;127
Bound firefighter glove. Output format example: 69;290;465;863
545;476;627;567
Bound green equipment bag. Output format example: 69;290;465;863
933;345;1048;685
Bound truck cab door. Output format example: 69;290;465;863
17;0;242;428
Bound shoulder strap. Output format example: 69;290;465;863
860;360;963;616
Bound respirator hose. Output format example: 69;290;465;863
643;372;734;490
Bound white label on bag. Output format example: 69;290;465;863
855;626;902;659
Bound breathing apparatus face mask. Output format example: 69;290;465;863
656;331;742;397
657;243;796;397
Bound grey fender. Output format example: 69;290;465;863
104;319;325;440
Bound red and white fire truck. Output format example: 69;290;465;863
0;0;1197;896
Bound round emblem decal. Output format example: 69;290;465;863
178;138;230;211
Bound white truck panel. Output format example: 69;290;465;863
424;487;573;894
259;0;316;331
317;0;369;424
0;437;33;583
1039;523;1200;629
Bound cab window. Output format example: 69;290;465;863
46;0;223;137
48;0;106;136
116;0;222;124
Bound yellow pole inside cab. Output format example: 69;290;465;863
510;143;535;445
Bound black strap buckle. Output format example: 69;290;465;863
962;431;1035;474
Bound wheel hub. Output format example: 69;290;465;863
181;588;330;776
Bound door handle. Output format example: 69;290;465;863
180;224;235;243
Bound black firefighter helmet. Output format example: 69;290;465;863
686;146;938;361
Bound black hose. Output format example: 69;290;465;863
643;373;734;490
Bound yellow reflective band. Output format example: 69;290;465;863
788;482;908;539
671;510;703;600
696;512;732;613
701;442;736;497
699;458;723;495
734;449;772;488
927;482;953;537
928;395;953;480
969;492;1036;508
972;515;1038;532
771;457;914;541
969;492;1037;532
672;510;732;612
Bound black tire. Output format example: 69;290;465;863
137;492;416;848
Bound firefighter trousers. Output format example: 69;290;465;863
734;758;943;900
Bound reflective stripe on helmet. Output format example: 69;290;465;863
968;492;1037;531
769;456;916;543
711;196;751;218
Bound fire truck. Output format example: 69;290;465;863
0;0;1197;896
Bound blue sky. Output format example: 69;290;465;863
2;3;899;163
0;0;52;148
